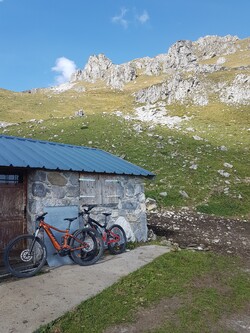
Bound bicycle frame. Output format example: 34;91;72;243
86;216;121;245
79;206;126;255
106;229;121;245
36;219;87;252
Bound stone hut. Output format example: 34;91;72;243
0;135;154;259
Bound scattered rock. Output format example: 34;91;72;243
121;102;191;128
218;145;228;151
147;209;250;257
179;190;189;198
189;164;198;170
146;198;158;212
193;135;203;141
147;229;157;241
0;121;17;128
75;109;84;117
223;162;233;169
218;170;230;177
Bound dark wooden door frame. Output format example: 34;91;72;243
0;167;27;258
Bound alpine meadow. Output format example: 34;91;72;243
0;35;249;218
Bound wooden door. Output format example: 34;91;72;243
0;171;27;263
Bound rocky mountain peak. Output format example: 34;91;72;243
71;54;113;83
166;40;197;68
67;35;249;106
194;35;239;59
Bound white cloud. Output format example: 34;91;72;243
52;57;77;85
112;7;129;29
112;8;150;29
137;10;149;24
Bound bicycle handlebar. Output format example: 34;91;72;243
82;205;97;214
36;212;48;221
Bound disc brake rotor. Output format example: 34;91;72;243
20;249;33;262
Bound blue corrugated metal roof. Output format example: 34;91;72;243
0;135;155;178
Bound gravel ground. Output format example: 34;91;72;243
147;209;250;260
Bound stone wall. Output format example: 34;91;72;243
27;170;79;233
27;170;147;241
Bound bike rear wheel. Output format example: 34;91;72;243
108;224;127;255
4;234;47;278
70;228;104;266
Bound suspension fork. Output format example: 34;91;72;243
28;227;42;252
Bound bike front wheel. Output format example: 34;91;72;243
70;228;104;266
4;234;47;278
108;224;127;255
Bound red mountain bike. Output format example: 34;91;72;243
80;205;127;255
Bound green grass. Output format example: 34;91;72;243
0;85;134;122
1;100;249;218
36;251;250;333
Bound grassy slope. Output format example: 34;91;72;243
0;39;249;218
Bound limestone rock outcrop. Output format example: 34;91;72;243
134;74;208;106
66;35;249;106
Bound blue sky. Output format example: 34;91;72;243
0;0;249;92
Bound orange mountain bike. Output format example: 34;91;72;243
4;212;103;278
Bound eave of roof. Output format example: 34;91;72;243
0;135;155;178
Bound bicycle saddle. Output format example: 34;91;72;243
102;212;111;217
64;217;77;222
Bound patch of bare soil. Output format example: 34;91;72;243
147;209;250;260
223;309;250;333
104;296;183;333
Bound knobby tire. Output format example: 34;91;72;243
4;234;47;278
108;224;127;255
70;227;104;266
